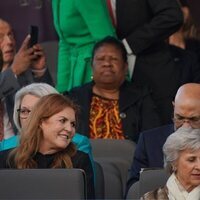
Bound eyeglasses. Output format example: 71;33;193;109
17;108;31;119
173;115;200;127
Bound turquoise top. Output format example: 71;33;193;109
0;135;19;151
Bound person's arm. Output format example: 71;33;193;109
51;1;73;92
30;44;53;85
55;39;70;92
126;0;183;54
126;133;149;194
75;0;116;40
0;34;35;98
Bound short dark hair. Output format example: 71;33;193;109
91;36;128;63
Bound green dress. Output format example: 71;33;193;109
52;0;116;92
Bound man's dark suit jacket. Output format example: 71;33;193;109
115;0;183;124
169;45;200;84
0;67;53;133
126;124;174;193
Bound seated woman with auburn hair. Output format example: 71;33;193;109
0;94;95;199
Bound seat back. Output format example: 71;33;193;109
126;168;169;199
41;40;58;84
94;161;105;199
139;168;169;196
90;139;136;163
126;181;140;200
0;169;86;199
90;139;136;199
100;162;124;199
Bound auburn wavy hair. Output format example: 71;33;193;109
9;94;79;169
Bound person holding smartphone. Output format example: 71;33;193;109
0;18;53;141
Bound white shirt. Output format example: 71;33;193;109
2;99;15;139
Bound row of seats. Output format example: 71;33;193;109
0;139;169;199
0;168;87;199
0;164;169;199
92;139;169;199
0;139;136;199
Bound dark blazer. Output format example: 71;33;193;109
0;67;54;134
185;38;200;64
169;44;200;84
0;149;94;199
0;68;53;99
115;0;183;124
116;0;183;55
68;81;161;142
126;124;174;192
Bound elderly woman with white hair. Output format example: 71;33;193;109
141;127;200;199
0;83;94;170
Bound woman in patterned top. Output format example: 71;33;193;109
68;36;161;142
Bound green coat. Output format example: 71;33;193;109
52;0;116;92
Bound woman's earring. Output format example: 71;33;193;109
172;165;177;172
91;75;93;80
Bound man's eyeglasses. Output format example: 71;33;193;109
173;115;200;127
17;108;31;119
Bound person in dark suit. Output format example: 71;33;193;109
169;0;200;65
0;18;53;97
108;0;183;125
68;36;161;142
0;18;53;139
169;44;200;84
126;83;200;193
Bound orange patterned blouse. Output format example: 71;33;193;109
89;94;124;139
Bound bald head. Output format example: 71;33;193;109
175;83;200;103
174;83;200;129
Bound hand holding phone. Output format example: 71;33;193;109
29;25;38;48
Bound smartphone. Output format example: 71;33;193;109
28;25;38;47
